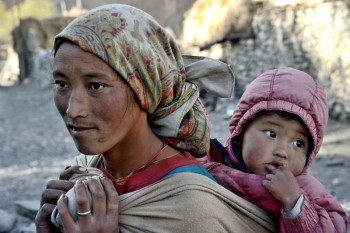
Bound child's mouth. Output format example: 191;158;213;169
265;163;278;173
265;161;284;173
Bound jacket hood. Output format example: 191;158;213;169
226;67;328;171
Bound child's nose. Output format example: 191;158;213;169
273;141;289;159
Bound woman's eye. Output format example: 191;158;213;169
265;130;276;138
293;140;305;148
54;80;68;89
89;83;104;90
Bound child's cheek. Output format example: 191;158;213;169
242;140;269;174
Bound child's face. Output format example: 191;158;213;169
241;112;309;176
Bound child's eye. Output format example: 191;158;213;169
293;140;305;148
265;130;276;138
89;83;104;91
54;80;68;89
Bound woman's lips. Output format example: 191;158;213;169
68;125;97;137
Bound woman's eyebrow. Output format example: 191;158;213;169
52;70;67;78
82;72;115;81
83;72;108;78
52;71;114;81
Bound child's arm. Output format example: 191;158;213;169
263;168;348;233
279;194;347;233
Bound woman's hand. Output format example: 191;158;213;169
35;166;86;233
57;176;119;233
262;166;302;211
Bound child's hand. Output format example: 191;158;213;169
262;166;301;211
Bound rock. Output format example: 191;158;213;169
9;215;32;233
331;177;343;186
219;1;350;122
326;159;345;167
13;200;40;221
18;222;36;233
0;209;17;233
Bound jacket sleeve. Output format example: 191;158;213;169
279;172;348;233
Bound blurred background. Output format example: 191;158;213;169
0;0;349;232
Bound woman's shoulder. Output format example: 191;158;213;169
163;163;216;182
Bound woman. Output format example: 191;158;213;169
35;4;275;232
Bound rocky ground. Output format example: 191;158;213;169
0;80;349;231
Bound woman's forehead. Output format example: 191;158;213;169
54;43;120;80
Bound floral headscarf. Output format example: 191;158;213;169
54;4;229;157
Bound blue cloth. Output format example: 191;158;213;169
163;165;217;182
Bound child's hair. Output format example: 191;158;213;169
233;110;314;166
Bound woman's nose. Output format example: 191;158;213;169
66;91;88;118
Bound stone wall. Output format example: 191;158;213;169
9;1;195;84
59;0;197;38
11;17;74;83
9;0;350;120
181;0;252;45
219;1;350;121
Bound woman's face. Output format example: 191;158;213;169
53;43;143;155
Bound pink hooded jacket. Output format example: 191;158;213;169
202;68;348;232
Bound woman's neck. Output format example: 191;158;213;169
102;119;164;179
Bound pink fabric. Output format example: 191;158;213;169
202;68;348;232
204;161;348;233
280;172;348;232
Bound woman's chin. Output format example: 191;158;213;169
75;144;101;155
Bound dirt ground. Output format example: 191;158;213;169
0;80;349;226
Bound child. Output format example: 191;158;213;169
201;67;348;232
